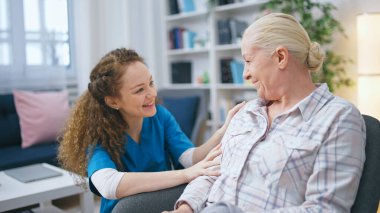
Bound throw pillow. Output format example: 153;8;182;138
13;90;69;148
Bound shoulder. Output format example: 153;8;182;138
232;99;262;120
153;104;175;126
317;95;365;129
327;96;362;117
314;83;362;119
155;104;172;119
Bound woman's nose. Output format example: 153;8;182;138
147;88;157;98
243;66;250;80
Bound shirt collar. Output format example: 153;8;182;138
243;83;334;121
244;98;267;113
293;83;334;121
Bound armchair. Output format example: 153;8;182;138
351;115;380;212
112;115;380;213
157;89;207;146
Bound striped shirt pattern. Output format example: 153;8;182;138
177;84;366;213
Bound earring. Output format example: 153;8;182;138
115;107;119;110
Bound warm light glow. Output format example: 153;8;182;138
358;76;380;120
357;13;380;74
357;13;380;120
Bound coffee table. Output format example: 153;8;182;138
0;163;94;213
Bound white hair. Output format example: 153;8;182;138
243;13;325;72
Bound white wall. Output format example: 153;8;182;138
73;0;131;93
72;0;160;94
325;0;380;106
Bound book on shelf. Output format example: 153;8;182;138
220;58;244;84
229;19;248;44
220;58;234;83
217;19;231;45
217;0;235;6
217;18;248;45
169;0;180;14
230;59;244;84
171;61;192;83
169;0;206;14
183;30;196;49
177;0;195;13
169;27;196;50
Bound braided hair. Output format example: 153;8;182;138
58;48;144;185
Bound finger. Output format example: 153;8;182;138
212;143;222;151
205;167;221;176
228;101;246;116
205;149;222;161
203;160;221;169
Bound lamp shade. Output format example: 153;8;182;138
357;13;380;74
357;13;380;120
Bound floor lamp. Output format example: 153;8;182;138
357;13;380;120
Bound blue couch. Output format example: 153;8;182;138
0;94;58;170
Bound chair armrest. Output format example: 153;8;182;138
112;184;187;213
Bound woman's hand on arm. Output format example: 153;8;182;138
115;146;221;199
192;101;245;164
162;203;193;213
183;143;222;182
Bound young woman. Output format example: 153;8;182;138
58;48;244;213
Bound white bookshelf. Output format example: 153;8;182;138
161;0;264;133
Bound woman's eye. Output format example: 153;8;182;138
136;88;144;93
150;80;155;86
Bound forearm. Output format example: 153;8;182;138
176;175;216;212
192;128;224;163
116;170;186;198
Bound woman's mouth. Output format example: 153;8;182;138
251;80;259;87
143;102;154;107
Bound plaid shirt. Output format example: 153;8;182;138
177;84;366;213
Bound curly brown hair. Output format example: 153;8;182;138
57;48;144;184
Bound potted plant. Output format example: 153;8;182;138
261;0;352;92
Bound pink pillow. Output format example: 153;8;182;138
13;90;69;148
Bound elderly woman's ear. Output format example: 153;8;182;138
274;46;288;69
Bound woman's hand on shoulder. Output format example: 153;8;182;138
220;101;246;132
182;143;222;182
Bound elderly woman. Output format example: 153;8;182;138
167;13;366;213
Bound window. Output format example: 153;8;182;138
0;0;11;66
0;0;74;92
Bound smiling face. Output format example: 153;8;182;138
105;61;157;123
241;40;280;100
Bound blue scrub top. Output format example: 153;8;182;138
87;105;194;213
